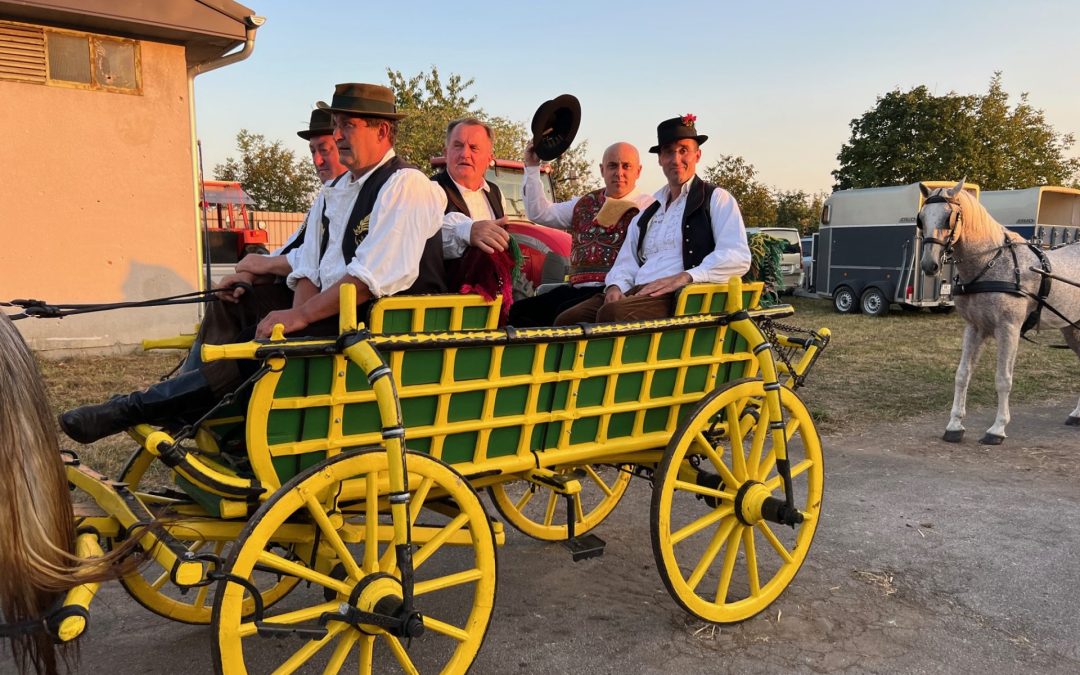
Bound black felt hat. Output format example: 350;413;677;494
315;82;407;120
649;114;708;153
530;94;581;161
297;108;334;140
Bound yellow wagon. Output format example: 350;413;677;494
60;278;828;673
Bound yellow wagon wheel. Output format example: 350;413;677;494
119;531;301;625
488;464;632;541
212;449;497;674
650;378;823;623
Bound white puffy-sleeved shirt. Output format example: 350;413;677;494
272;172;347;271
521;165;653;229
605;178;751;293
440;176;506;259
286;150;447;297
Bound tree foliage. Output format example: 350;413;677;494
702;155;777;227
214;130;319;212
833;73;1080;191
387;66;599;197
703;155;825;234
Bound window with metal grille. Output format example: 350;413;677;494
0;20;140;93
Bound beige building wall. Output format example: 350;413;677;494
0;38;201;355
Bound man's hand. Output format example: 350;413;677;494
215;271;257;302
235;253;275;276
602;285;625;304
256;307;309;339
470;216;511;253
524;140;540;167
636;272;693;297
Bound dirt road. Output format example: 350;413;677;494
70;401;1080;673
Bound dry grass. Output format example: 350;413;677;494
38;351;181;482
785;296;1079;434
33;297;1078;478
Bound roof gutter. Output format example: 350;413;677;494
186;14;264;291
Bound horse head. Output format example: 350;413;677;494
918;178;967;275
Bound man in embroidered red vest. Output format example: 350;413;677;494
555;115;751;325
507;141;654;326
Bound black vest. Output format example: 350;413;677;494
635;176;718;270
432;170;505;219
278;172;348;258
339;156;447;295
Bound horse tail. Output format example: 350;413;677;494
0;314;144;674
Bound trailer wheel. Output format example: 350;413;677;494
859;287;889;317
832;286;857;314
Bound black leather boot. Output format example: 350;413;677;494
59;370;218;444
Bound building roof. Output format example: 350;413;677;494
0;0;258;65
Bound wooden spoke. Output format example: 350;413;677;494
686;517;738;591
756;521;795;564
305;494;362;581
713;524;743;604
269;621;349;675
238;600;340;638
421;615;471;642
413;568;484;596
321;628;358;674
725;402;749;481
383;633;420;675
742;526;761;596
413;513;469;569
255;549;349;595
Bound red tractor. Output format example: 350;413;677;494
201;180;270;264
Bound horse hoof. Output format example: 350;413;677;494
979;433;1006;446
942;430;964;443
1066;416;1080;427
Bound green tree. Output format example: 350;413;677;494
702;154;777;227
214;130;319;212
387;66;476;174
833;73;1079;190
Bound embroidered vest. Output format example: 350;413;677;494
432;170;505;219
568;189;639;285
634;176;717;270
340;156;447;295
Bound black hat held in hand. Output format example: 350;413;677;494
530;94;581;161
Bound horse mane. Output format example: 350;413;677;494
952;189;1024;246
0;314;146;674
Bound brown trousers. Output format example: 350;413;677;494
553;286;676;325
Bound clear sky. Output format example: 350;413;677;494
194;0;1080;195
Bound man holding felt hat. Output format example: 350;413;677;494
507;139;654;326
555;114;751;325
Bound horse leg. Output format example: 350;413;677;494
1063;327;1080;426
944;324;986;442
981;322;1022;445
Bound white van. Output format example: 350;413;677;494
745;227;803;293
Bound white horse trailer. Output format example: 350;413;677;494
814;181;980;316
981;186;1080;248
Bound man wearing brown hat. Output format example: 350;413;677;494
554;114;751;324
60;84;447;444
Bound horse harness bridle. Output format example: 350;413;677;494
919;193;1073;337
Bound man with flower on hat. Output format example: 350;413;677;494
554;114;751;324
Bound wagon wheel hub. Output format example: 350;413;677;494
734;480;771;525
318;571;424;638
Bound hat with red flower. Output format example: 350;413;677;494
649;113;708;153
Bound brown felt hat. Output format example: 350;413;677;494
297;108;334;140
649;115;708;153
315;83;406;120
530;94;581;161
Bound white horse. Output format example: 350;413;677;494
918;179;1080;444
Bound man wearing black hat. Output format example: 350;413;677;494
60;84;447;444
219;108;348;293
555;114;751;324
